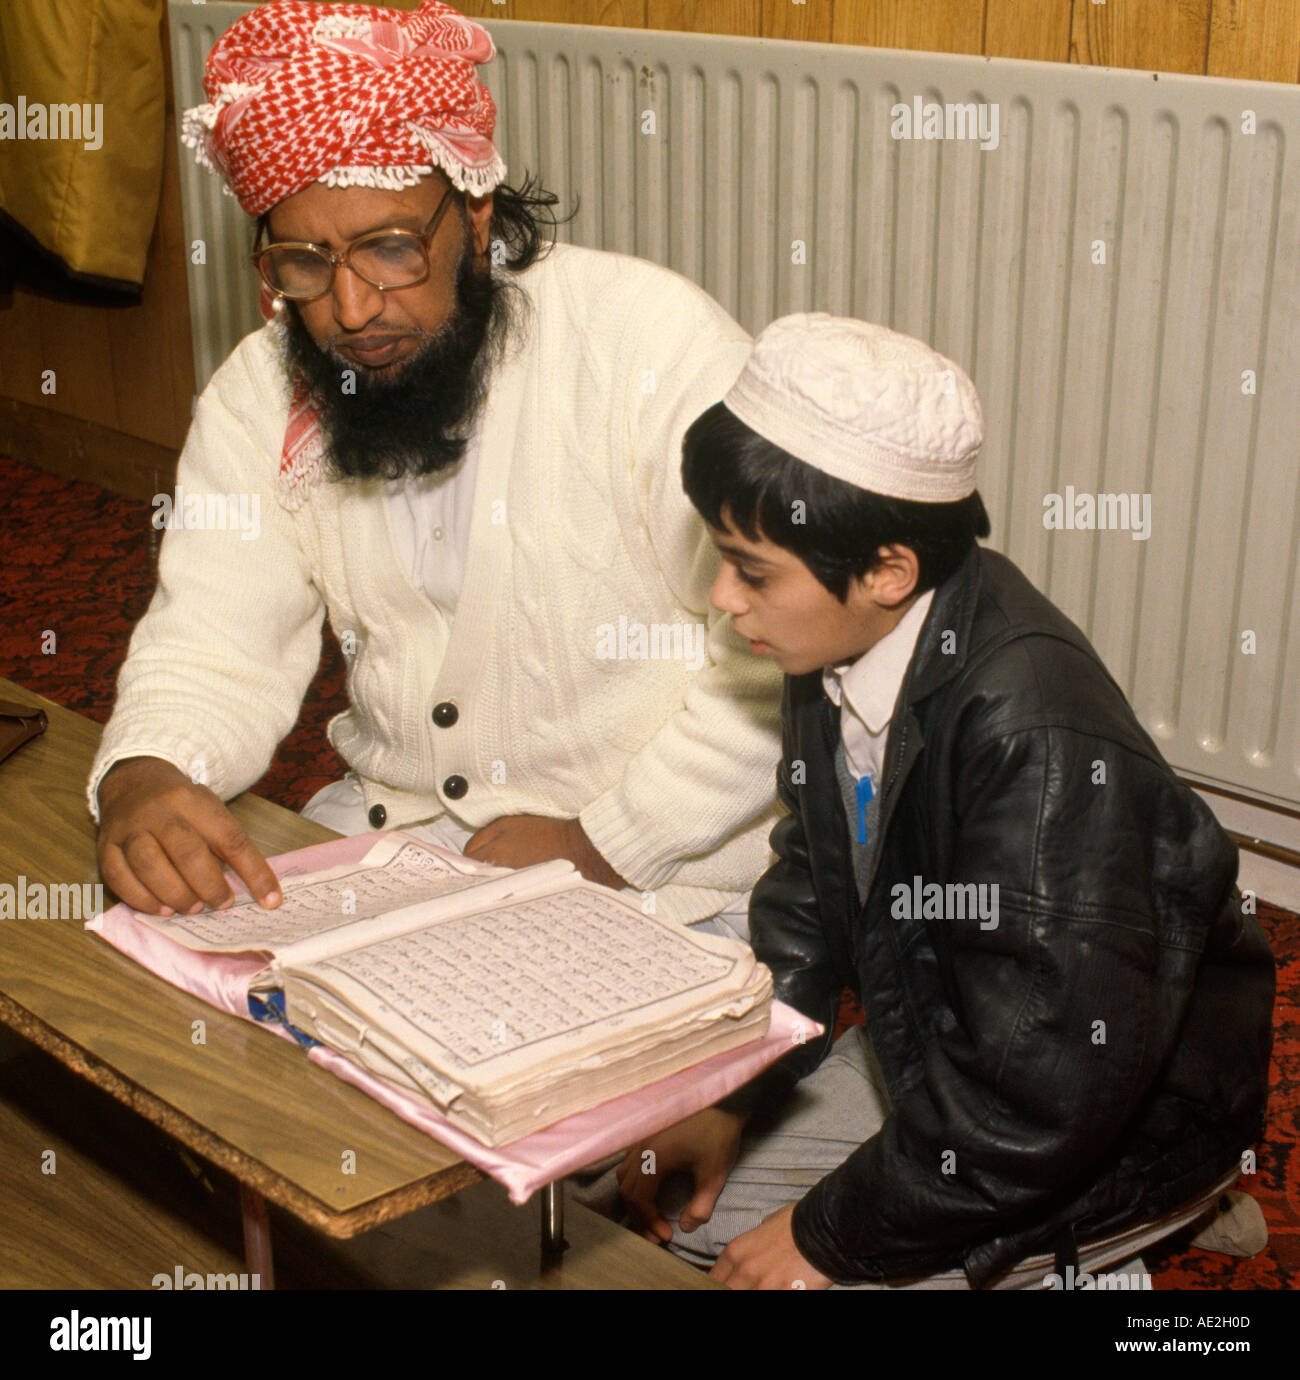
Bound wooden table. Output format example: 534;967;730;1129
0;679;717;1290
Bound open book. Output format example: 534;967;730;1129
129;834;772;1147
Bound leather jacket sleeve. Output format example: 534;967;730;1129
790;717;1243;1282
717;709;845;1116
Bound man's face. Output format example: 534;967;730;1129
267;172;510;480
266;174;493;377
707;512;918;676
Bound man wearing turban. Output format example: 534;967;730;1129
88;0;782;936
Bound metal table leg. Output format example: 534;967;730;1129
240;1183;276;1289
541;1180;568;1254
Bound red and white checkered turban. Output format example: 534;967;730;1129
181;0;505;215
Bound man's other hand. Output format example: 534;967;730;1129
96;757;282;916
709;1203;834;1290
616;1106;747;1244
464;815;627;889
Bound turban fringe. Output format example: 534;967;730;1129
181;0;506;215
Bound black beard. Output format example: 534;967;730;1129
278;232;514;481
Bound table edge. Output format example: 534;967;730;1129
0;990;483;1237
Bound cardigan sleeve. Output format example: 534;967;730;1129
576;272;785;893
87;331;326;819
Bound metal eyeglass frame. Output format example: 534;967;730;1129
251;184;460;301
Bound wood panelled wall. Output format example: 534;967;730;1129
3;0;1298;499
461;0;1300;80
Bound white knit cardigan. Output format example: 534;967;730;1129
89;242;785;925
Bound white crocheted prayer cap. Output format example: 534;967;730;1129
723;314;983;501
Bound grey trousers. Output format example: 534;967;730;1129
574;1025;1233;1289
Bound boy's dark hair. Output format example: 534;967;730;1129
682;401;991;601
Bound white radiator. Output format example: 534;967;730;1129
170;3;1300;811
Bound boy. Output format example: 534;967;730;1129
617;315;1275;1289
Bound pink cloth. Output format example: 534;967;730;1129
86;833;819;1203
306;1005;813;1202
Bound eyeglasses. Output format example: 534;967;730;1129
252;186;460;302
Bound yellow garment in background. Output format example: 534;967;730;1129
0;0;165;290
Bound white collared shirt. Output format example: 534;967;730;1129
383;420;482;614
822;588;935;785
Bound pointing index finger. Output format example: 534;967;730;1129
204;820;281;907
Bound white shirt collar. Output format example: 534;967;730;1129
822;587;935;733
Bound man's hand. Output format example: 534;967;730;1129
464;815;627;889
616;1106;747;1243
96;757;282;916
710;1203;834;1290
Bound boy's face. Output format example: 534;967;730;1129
707;512;919;676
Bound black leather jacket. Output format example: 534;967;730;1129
741;545;1275;1286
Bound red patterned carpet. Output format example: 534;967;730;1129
2;452;1295;1289
0;454;349;809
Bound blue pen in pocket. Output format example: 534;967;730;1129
855;774;874;844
